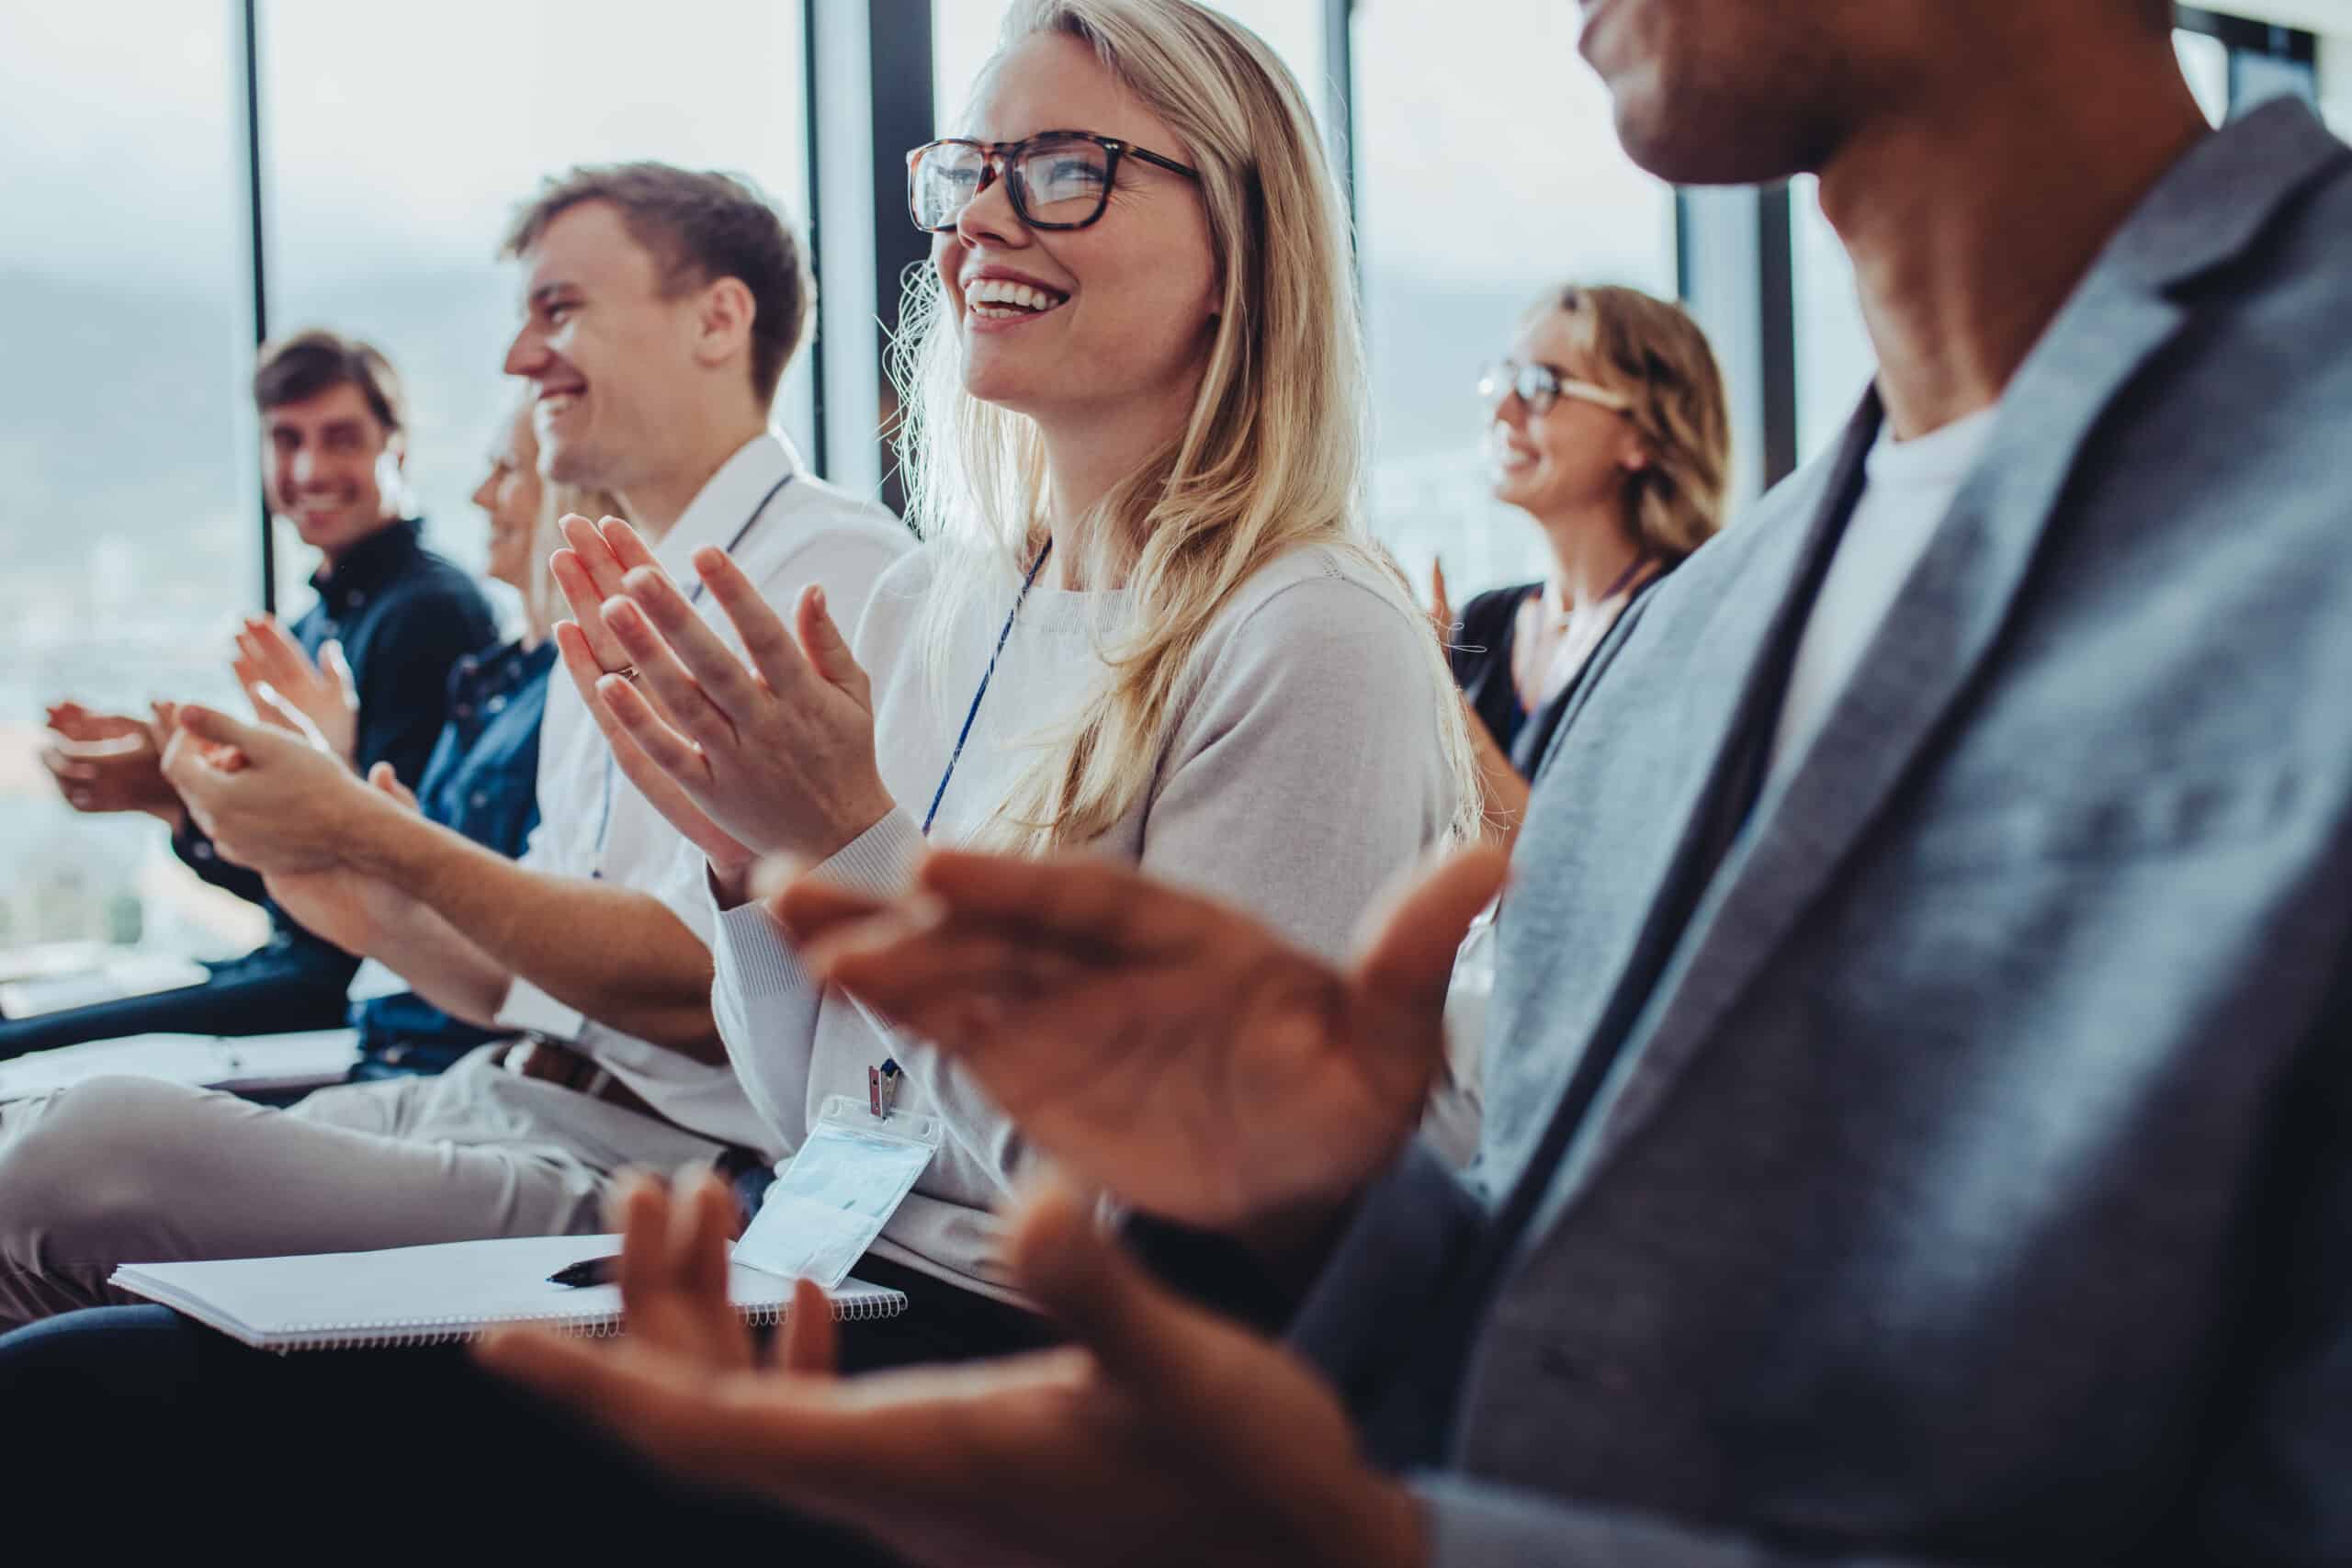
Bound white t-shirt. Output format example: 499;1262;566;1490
1763;405;2001;790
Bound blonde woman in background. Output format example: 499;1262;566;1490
1422;287;1729;1160
232;396;625;1077
1432;284;1732;843
540;0;1476;1362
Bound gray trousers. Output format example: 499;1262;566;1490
0;1046;729;1330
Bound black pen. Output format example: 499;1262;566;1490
548;1255;622;1288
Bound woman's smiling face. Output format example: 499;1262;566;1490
933;33;1221;437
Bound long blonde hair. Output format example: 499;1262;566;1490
893;0;1477;850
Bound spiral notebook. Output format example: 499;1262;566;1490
110;1234;906;1353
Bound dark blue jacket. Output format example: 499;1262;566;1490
174;519;498;985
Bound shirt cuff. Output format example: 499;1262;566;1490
707;807;929;1003
814;807;929;897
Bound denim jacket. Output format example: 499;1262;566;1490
350;637;555;1077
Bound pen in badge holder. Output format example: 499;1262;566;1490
867;1056;902;1120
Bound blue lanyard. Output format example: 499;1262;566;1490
590;469;795;875
922;539;1053;836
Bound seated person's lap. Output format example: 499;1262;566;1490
0;1055;729;1327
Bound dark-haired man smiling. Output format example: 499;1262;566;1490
14;331;495;1059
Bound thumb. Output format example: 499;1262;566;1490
322;640;358;705
174;702;271;753
1351;844;1510;1017
1009;1179;1197;1398
795;585;865;694
368;761;417;809
251;682;329;750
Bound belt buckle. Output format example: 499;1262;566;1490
517;1032;615;1101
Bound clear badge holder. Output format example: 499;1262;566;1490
732;1093;944;1291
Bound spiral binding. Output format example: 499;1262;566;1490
267;1290;901;1353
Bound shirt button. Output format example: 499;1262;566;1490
194;843;215;861
487;694;507;713
470;791;490;809
455;705;473;718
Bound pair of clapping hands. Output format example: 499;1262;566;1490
541;513;897;897
468;515;1512;1568
40;617;373;835
119;511;894;905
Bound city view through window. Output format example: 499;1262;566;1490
20;7;2273;967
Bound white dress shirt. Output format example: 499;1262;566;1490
495;431;911;1150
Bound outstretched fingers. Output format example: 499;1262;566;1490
613;563;774;724
693;547;820;702
595;668;710;783
914;850;1231;961
600;592;734;744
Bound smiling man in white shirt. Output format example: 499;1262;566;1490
0;164;910;1327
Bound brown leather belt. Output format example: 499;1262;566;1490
495;1035;771;1198
497;1035;665;1125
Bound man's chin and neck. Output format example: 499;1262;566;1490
300;510;402;573
548;401;770;539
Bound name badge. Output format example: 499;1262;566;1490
733;1093;943;1290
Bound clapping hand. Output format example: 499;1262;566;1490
158;704;388;874
259;763;418;954
549;513;894;896
481;1175;1425;1568
232;616;358;762
770;845;1509;1232
40;702;184;824
1424;558;1530;845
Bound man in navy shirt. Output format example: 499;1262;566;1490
13;331;495;1058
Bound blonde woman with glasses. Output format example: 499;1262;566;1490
539;0;1476;1363
1433;285;1731;841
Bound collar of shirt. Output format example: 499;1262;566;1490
308;517;425;614
648;431;802;586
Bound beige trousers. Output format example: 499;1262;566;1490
0;1046;729;1330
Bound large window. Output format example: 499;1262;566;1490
260;1;811;604
1790;177;1873;466
1353;0;1678;599
0;4;266;960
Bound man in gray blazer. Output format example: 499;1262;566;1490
477;3;2351;1563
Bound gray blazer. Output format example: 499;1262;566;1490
1296;100;2352;1566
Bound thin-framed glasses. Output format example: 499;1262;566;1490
1477;360;1632;417
906;130;1201;233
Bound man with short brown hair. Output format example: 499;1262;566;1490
0;164;909;1326
501;163;812;415
11;330;495;1058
